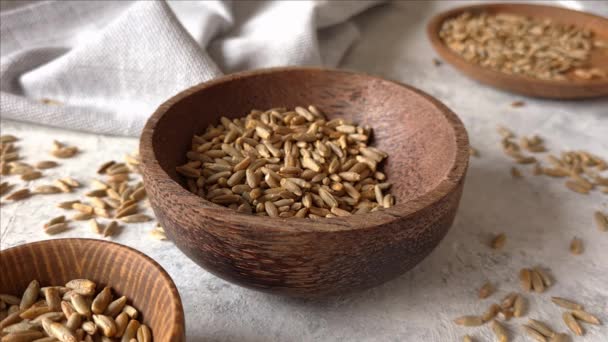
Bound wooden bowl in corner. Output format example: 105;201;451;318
428;3;608;99
0;238;185;340
139;67;469;297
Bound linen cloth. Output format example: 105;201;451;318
0;0;381;136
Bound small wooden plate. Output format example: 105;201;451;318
427;3;608;99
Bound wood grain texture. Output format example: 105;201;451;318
0;238;185;340
139;67;469;297
428;3;608;99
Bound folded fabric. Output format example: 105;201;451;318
0;0;381;136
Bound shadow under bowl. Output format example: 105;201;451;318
139;67;469;297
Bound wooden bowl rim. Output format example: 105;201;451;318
0;238;185;338
140;66;469;233
427;3;608;89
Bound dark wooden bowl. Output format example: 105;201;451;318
428;3;608;99
0;239;185;340
139;67;469;297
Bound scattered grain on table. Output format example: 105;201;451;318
569;237;583;255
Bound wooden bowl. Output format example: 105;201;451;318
139;67;469;297
428;3;608;99
0;239;185;340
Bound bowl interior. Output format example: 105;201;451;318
150;69;460;208
0;239;184;340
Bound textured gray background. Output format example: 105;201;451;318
1;1;607;341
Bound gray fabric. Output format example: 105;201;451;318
0;0;380;136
